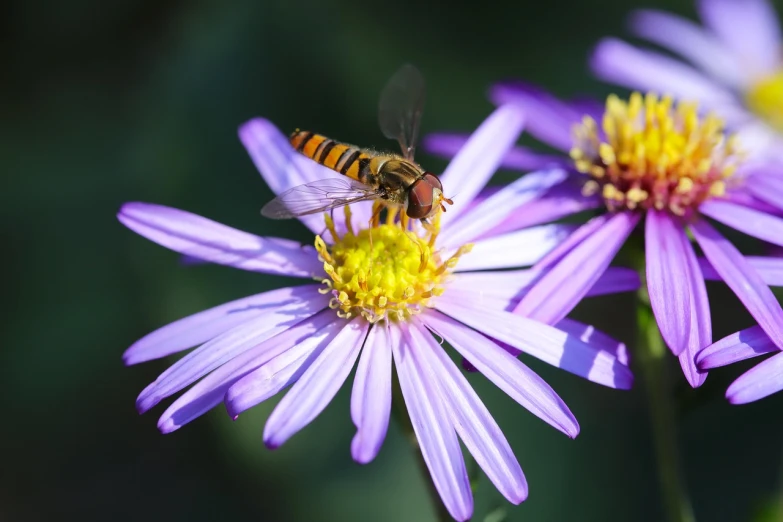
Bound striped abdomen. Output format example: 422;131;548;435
290;130;373;184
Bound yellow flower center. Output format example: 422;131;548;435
314;207;472;323
570;92;741;215
747;70;783;132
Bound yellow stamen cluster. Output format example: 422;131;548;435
314;207;472;323
747;71;783;132
570;92;741;215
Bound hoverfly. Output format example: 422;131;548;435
261;65;452;224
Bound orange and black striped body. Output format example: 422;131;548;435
290;130;376;186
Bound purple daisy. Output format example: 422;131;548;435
591;0;783;164
426;86;783;390
120;105;637;521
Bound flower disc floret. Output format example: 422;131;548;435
570;92;742;215
315;210;471;323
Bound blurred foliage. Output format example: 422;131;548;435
4;0;783;521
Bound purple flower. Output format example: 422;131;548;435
426;86;783;390
591;0;783;164
120;106;637;521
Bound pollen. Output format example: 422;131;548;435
747;70;783;132
314;207;472;323
571;92;742;215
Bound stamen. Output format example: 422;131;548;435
315;212;468;323
571;91;741;215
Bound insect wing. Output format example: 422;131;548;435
378;64;426;161
261;177;380;219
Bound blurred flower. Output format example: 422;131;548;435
120;106;637;521
426;86;783;389
591;0;783;164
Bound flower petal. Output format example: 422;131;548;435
447;267;640;312
118;202;321;277
690;218;783;350
157;310;339;433
700;199;783;247
726;351;783;404
262;318;368;448
223;318;345;418
698;0;782;77
434;293;633;389
453;224;577;272
124;285;320;365
534;214;612;271
350;322;392;464
489;82;581;152
701;255;783;286
422;310;579;437
440;169;568;247
645;211;691;356
238;118;371;236
676;221;711;388
136;287;330;413
591;38;740;113
555;318;629;366
424;133;567;171
630;9;744;88
697;325;779;369
515;211;640;324
745;172;783;213
393;322;473;521
439;105;526;228
484;179;602;237
410;318;527;504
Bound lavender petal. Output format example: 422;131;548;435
515;212;640;324
410;318;528;504
697;326;779;369
136;288;330;413
350;322;392;464
726;351;783;404
439;105;526;229
434;293;633;389
157;310;338;433
423;310;579;437
262;318;368;448
700;199;783;247
440;169;568;247
393;322;473;521
690;218;783;350
118;202;321;277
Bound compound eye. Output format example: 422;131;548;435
406;179;434;219
422;172;443;191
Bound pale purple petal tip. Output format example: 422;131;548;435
118;202;320;277
696;326;779;369
726;351;783;404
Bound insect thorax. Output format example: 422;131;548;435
372;156;424;205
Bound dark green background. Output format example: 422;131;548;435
4;0;783;520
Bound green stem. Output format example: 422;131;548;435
636;287;696;522
391;374;452;522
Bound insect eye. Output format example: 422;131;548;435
422;172;443;191
406;179;434;219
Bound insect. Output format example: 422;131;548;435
261;65;452;225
